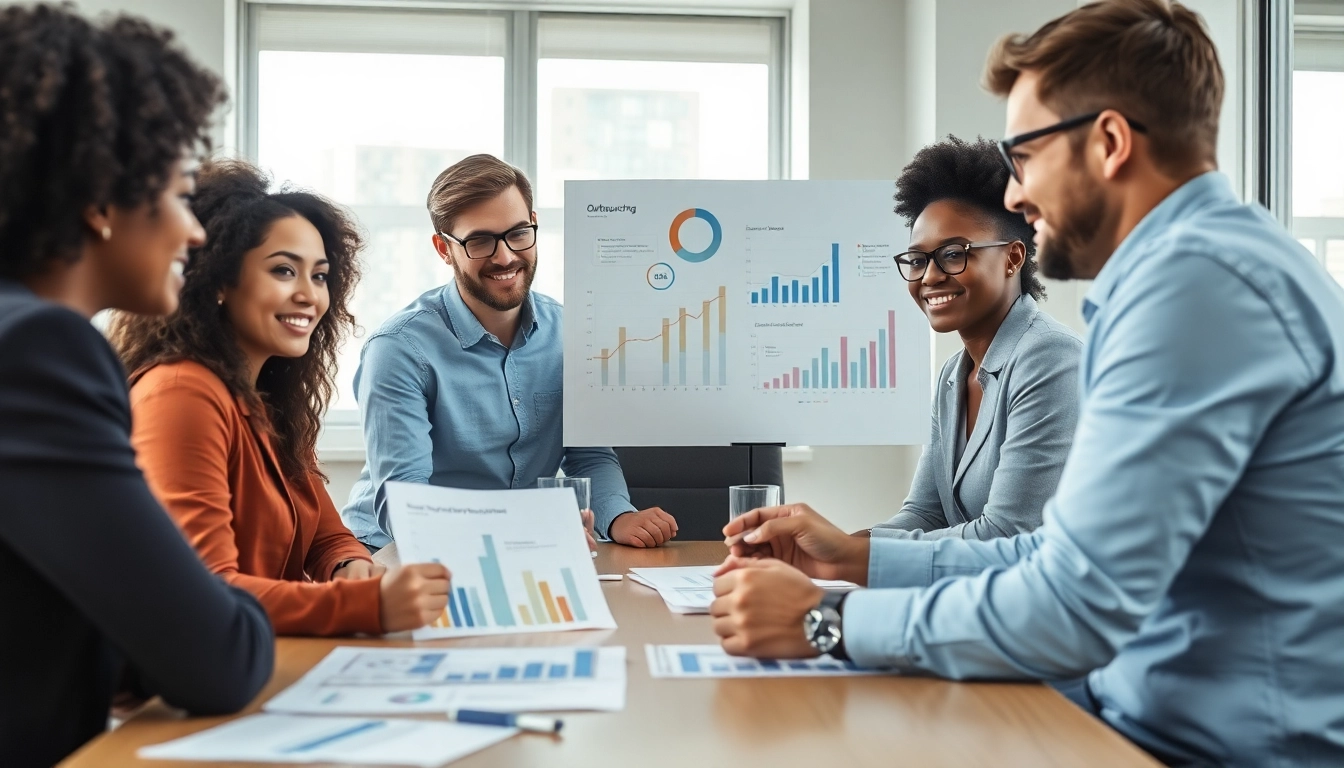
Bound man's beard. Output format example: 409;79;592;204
454;256;536;311
1037;181;1111;281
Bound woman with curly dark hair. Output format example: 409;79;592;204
0;6;272;766
108;159;450;637
862;136;1082;540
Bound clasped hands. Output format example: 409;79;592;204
710;503;870;658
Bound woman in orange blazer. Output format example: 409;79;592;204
109;160;449;636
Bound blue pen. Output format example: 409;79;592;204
447;709;563;733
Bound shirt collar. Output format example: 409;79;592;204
1082;171;1235;323
440;280;540;349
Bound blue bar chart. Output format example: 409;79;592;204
646;645;883;679
329;648;599;686
749;243;841;305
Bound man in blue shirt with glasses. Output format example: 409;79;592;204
710;2;1344;765
342;154;677;551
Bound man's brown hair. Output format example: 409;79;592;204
984;0;1224;174
427;153;534;235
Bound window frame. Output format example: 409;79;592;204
237;1;791;442
1291;11;1344;269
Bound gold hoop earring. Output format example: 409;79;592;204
100;226;112;241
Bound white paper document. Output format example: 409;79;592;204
265;645;627;715
385;483;616;639
646;644;888;679
138;714;514;767
629;566;856;614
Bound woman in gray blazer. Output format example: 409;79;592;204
869;136;1081;541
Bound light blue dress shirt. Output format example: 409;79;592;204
842;173;1344;766
342;283;635;549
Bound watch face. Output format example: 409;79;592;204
805;608;840;654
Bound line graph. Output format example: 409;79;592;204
589;286;727;387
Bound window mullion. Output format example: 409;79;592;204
506;10;538;182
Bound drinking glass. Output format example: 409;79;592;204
729;484;781;522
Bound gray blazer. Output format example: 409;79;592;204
873;295;1081;540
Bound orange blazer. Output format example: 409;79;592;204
129;360;382;636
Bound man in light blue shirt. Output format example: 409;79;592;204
711;2;1344;765
343;154;678;550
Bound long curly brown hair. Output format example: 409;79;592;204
108;160;364;481
0;3;225;279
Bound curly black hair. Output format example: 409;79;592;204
0;3;225;280
894;136;1045;301
108;160;364;482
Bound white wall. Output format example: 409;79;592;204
58;0;1247;535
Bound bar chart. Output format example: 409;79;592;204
748;243;842;305
330;648;599;686
760;310;898;390
385;484;616;640
428;535;589;630
591;286;728;387
646;645;883;679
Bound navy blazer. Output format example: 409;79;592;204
0;279;273;767
873;295;1081;540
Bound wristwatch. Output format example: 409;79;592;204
803;591;849;660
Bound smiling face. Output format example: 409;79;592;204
1001;71;1115;281
434;185;537;313
94;159;206;315
222;215;330;374
906;199;1024;336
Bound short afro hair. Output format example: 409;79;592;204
894;135;1045;301
0;3;226;280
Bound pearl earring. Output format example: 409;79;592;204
100;226;112;241
217;296;224;306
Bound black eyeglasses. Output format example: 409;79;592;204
894;241;1012;282
998;111;1148;183
438;224;539;260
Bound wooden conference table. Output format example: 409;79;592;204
63;542;1159;768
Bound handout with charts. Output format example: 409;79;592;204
646;645;888;679
137;714;514;767
264;646;627;715
385;482;616;639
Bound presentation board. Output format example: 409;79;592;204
563;180;930;446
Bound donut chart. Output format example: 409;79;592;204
669;208;722;263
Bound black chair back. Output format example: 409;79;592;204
613;445;785;541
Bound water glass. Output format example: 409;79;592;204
537;476;591;513
729;484;781;522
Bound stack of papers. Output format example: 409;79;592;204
628;566;856;614
138;714;514;767
265;645;627;715
646;645;888;679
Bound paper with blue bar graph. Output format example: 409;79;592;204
138;714;512;767
563;180;931;447
264;646;627;715
646;645;887;679
384;483;616;640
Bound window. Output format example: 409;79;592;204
1293;3;1344;286
245;6;785;416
